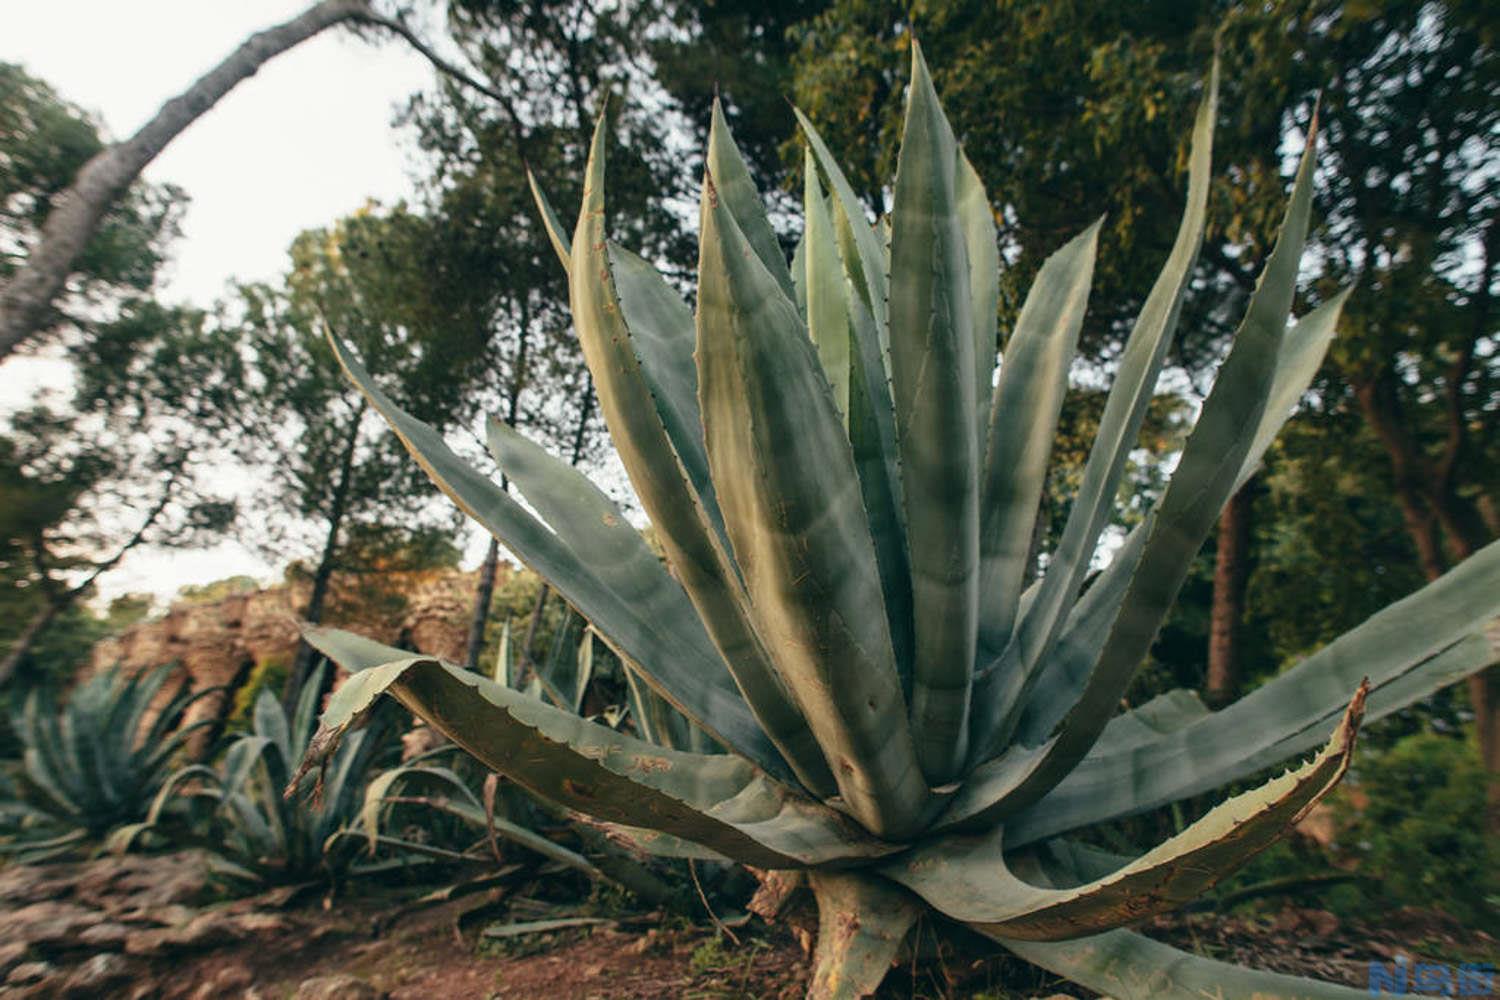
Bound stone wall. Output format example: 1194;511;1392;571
86;567;498;746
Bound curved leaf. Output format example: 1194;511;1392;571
995;927;1367;999
326;339;792;783
526;170;572;271
1004;106;1324;811
886;683;1363;940
697;169;929;839
977;221;1101;662
969;60;1219;763
1006;558;1500;847
567;113;830;795
707;100;795;301
888;42;982;782
296;635;899;869
484;416;831;789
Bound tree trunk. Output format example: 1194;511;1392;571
0;0;374;359
462;537;502;669
1206;482;1253;708
0;602;62;687
283;404;362;712
1355;373;1500;831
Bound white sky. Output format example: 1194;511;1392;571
2;1;444;606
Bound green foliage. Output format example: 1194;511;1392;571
0;666;206;861
298;41;1500;1000
141;663;396;887
222;655;289;739
1341;729;1499;929
0;62;184;316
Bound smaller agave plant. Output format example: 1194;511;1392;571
0;665;210;861
295;45;1500;1000
129;663;394;885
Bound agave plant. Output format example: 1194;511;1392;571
296;46;1500;999
134;663;398;885
0;665;210;861
360;618;685;908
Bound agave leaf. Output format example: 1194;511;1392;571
528;607;583;709
956;151;1000;450
977;221;1101;661
1089;688;1211;753
795;109;888;336
707;100;796;301
297;634;900;869
361;764;482;851
526;170;572;271
326;342;793;783
970;60;1219;763
801;148;915;687
597;822;733;862
886;683;1362;940
806;872;922;1000
1006;549;1500;846
566;115;833;796
492;619;513;688
483;417;828;789
697;167;929;838
1008;108;1324;809
802;153;852;421
1010;518;1153;749
574;627;595;715
888;42;982;783
1013;291;1348;748
291;661;329;761
996;924;1365;999
607;243;725;540
254;689;292;773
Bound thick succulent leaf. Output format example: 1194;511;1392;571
804;150;917;685
293;641;899;870
888;42;981;782
806;872;921;1000
795;108;888;335
956;151;999;452
697;170;929;839
361;764;484;854
792;229;808;317
254;689;292;771
1010;518;1152;748
1089;688;1211;754
886;684;1363;940
596;822;732;862
567;115;830;795
313;351;791;781
1012;292;1347;748
1007;544;1500;846
802;154;852;421
483;417;828;790
1006;109;1324;810
526;170;572;271
977;221;1100;662
969;62;1219;764
531;609;586;711
492;619;513;688
706;100;796;302
607;243;725;544
996;926;1367;999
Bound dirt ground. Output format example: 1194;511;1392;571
1;851;1495;999
97;895;1500;999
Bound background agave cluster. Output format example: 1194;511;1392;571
295;45;1500;1000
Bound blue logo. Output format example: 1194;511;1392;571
1368;958;1496;996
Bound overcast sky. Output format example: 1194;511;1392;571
2;2;442;605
